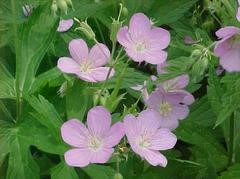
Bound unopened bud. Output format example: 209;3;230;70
110;19;122;43
114;173;123;179
122;7;128;17
51;1;58;15
75;18;95;40
57;0;68;14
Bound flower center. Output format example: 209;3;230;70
159;102;172;117
80;60;92;72
137;134;150;149
88;136;102;152
134;42;146;52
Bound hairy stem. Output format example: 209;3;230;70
228;112;235;165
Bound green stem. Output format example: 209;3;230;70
228;112;235;165
11;0;22;121
94;18;106;44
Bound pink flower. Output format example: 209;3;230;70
57;19;74;32
183;36;198;45
117;13;170;64
58;39;114;82
123;109;177;167
159;74;194;105
61;106;125;167
131;81;149;102
214;26;240;72
146;88;189;130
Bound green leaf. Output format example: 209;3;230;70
30;67;62;94
149;0;198;25
0;63;16;99
218;163;240;179
214;73;240;127
66;81;93;120
25;95;62;140
82;164;115;179
51;162;78;179
15;3;58;96
175;97;228;172
7;134;40;179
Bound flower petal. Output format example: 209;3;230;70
76;71;97;82
143;150;168;167
158;117;179;131
57;57;80;74
129;13;151;39
117;26;131;47
149;128;177;150
215;26;240;38
143;50;167;64
64;148;91;167
87;106;111;136
123;114;138;141
90;148;114;164
220;48;240;72
237;7;240;22
104;122;125;147
149;27;170;49
214;37;232;57
138;109;161;132
57;19;74;32
89;43;110;67
172;104;189;120
90;67;115;82
61;119;89;148
69;39;89;63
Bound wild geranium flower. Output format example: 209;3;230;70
214;26;240;72
123;109;177;167
22;5;32;16
159;74;194;105
61;106;125;167
117;13;170;64
58;39;114;82
57;19;74;32
146;88;189;130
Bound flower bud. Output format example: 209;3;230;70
75;19;96;40
114;173;123;179
110;19;122;43
122;7;128;17
57;0;68;14
65;0;73;7
51;1;58;15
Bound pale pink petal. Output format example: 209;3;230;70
215;26;240;38
184;36;198;44
158;117;179;131
57;19;74;32
57;57;80;74
117;26;131;47
90;148;114;163
76;71;97;83
178;90;195;105
143;50;167;64
220;48;240;72
214;38;232;57
149;27;170;49
87;106;111;136
61;119;89;148
138;109;161;131
69;39;89;63
123;114;138;141
129;13;151;39
89;43;110;67
125;47;145;62
64;148;91;167
174;74;189;89
149;128;177;150
146;88;165;109
157;62;168;74
172;104;189;120
143;150;168;167
90;67;115;82
104;122;125;147
22;5;31;16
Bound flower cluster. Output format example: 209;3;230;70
59;12;193;168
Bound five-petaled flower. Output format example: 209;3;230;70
123;109;177;167
58;39;114;82
117;13;170;64
61;106;125;167
146;88;189;130
214;26;240;72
